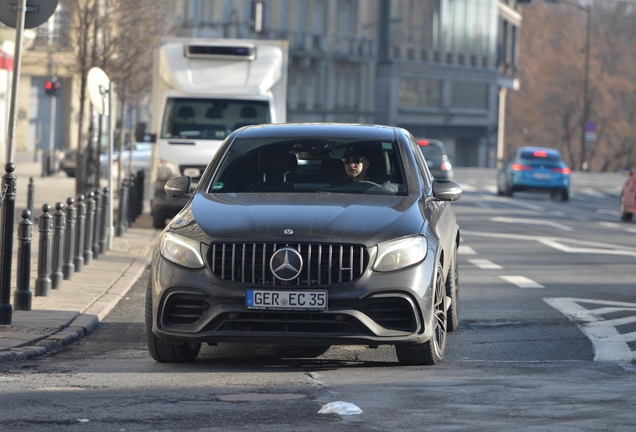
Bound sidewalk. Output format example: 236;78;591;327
0;151;161;363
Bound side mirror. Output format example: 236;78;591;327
164;176;192;198
431;179;462;201
135;122;156;143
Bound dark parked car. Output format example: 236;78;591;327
620;168;636;222
497;146;571;201
146;123;462;366
416;139;454;179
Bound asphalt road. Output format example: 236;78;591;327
1;168;635;431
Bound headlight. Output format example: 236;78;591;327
372;235;427;272
157;159;180;181
160;232;204;268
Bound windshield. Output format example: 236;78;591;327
208;137;407;195
160;98;270;140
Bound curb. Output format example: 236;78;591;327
0;258;149;364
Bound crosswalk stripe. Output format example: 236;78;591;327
468;259;502;269
500;275;544;288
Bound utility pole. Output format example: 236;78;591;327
580;5;591;171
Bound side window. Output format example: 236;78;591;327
409;136;432;190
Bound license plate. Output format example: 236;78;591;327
246;290;327;311
532;173;551;180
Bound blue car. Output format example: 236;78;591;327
497;147;571;201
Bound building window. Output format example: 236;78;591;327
451;82;489;109
36;3;70;47
399;78;442;108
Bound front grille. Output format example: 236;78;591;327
206;311;368;334
164;293;211;325
210;243;368;285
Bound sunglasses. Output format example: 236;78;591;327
342;157;364;164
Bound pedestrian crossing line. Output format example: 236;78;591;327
468;259;502;269
458;245;476;255
500;275;544;289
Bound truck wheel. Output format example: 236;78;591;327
145;279;201;363
152;211;166;229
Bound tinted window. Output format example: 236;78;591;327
519;150;562;163
208;137;407;195
161;98;270;140
418;143;444;156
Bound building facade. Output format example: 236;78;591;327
0;0;524;168
174;0;523;167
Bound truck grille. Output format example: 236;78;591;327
209;243;368;285
179;165;207;181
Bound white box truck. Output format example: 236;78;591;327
137;37;288;228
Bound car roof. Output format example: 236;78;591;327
235;123;399;140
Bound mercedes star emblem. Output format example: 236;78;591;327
270;247;303;281
284;229;293;235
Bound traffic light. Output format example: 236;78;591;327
45;77;61;96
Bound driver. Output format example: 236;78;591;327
339;147;398;193
342;150;371;182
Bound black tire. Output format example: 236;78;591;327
620;195;633;222
504;182;514;197
145;279;201;363
560;188;569;202
152;211;166;229
446;245;459;332
396;264;447;366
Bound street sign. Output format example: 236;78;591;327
0;0;59;29
584;120;597;133
585;132;597;142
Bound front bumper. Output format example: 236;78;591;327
149;246;438;347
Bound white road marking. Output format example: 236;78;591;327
460;184;477;192
598;221;621;229
482;195;546;211
484;185;497;194
500;275;544;289
462;230;636;258
458;245;477;255
597;209;620;217
491;217;573;231
468;259;502;269
544;297;636;362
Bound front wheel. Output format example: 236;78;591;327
145;279;201;363
620;196;633;222
446;245;459;332
396;264;447;366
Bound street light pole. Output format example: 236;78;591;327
546;0;592;171
580;5;591;171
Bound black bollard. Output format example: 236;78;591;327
92;188;101;259
51;202;65;289
14;209;33;310
63;197;75;280
83;191;95;265
27;177;34;221
74;194;85;272
35;204;52;297
99;187;109;253
0;163;17;324
127;174;135;227
116;179;127;237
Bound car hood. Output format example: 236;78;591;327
170;192;425;247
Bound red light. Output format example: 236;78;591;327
533;150;547;157
417;140;429;146
512;163;532;171
552;167;571;175
45;81;53;90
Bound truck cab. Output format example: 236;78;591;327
140;38;288;228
